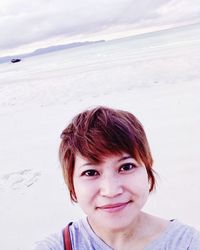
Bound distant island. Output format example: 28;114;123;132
0;40;105;64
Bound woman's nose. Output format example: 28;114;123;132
99;174;123;197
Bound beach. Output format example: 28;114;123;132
0;23;200;249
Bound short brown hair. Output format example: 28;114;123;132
59;106;155;202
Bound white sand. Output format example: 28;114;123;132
0;24;200;249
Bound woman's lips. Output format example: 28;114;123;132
97;201;131;213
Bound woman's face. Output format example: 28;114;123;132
73;152;149;231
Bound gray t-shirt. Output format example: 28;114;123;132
34;218;200;249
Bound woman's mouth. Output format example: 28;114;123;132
97;201;131;213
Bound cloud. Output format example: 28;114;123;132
155;0;200;24
0;0;199;55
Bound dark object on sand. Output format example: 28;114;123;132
11;58;21;63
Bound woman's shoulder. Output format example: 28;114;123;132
171;220;200;249
146;219;200;250
33;229;64;250
34;217;111;250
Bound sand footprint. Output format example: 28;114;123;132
0;169;41;190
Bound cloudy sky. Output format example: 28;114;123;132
0;0;200;56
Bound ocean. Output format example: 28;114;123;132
0;22;200;249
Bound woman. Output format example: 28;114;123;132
35;106;200;249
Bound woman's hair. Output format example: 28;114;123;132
59;106;155;202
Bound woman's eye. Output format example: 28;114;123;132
81;169;99;177
119;163;136;172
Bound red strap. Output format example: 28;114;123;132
64;222;73;250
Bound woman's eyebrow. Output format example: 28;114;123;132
118;155;133;162
79;161;97;168
79;156;134;168
80;162;93;168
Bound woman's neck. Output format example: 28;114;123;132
87;212;169;250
